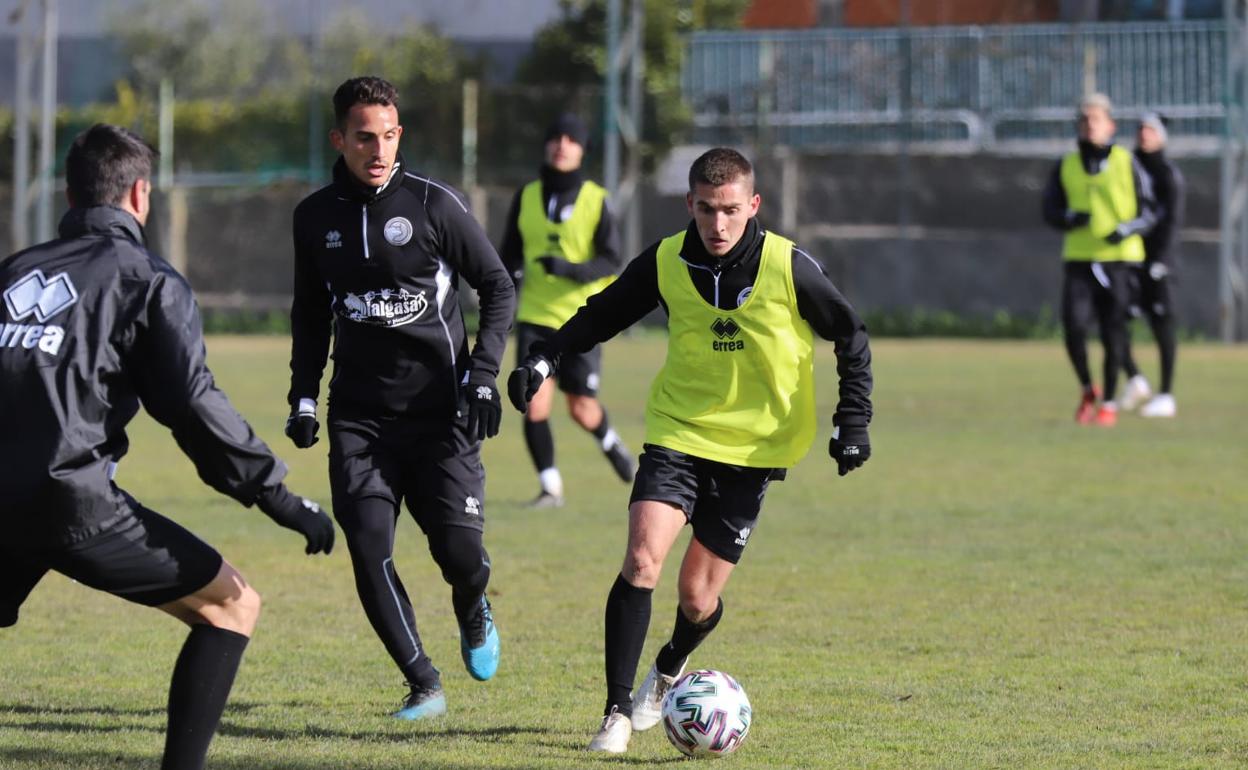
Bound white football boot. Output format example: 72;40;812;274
1140;393;1176;418
631;662;684;731
587;706;632;753
1120;374;1152;412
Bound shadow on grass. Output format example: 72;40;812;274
217;721;551;743
0;700;262;718
0;745;593;770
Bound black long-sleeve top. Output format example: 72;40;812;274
0;207;286;546
531;218;873;427
498;165;624;287
1135;148;1186;267
288;154;514;417
1042;141;1160;237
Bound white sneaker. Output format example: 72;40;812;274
587;707;632;753
1140;393;1176;418
1120;374;1153;411
631;663;684;731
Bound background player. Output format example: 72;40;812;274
1042;93;1158;426
499;113;635;507
0;124;334;770
285;77;514;719
508;147;873;753
1120;112;1185;418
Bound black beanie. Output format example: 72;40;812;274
545;113;590;148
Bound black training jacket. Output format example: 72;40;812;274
535;218;873;428
0;207;286;546
288;154;515;417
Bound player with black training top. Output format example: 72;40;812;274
0;124;335;770
499;113;634;507
285;77;515;720
508;148;873;753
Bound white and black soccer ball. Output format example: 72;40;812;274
660;669;752;758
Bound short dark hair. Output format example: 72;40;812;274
689;147;754;191
65;124;158;208
333;76;399;127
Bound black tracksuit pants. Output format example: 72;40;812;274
1062;261;1133;401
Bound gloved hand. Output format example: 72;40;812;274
460;371;502;441
285;399;319;448
1105;224;1130;245
1148;261;1169;281
1065;210;1091;229
507;355;553;413
829;420;870;477
537;256;575;278
255;484;335;555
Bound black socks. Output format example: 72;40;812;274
603;574;652;716
655;598;724;677
161;624;249;770
523;418;555;471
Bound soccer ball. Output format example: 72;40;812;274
660;669;752;758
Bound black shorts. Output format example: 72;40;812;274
629;444;784;565
516;322;602;397
0;498;223;626
328;409;486;533
1132;266;1174;321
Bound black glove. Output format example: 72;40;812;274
829;421;870;477
507;355;552;413
1065;210;1091;229
1105;224;1129;245
285;408;319;449
536;255;575;278
460;372;502;441
255;485;335;555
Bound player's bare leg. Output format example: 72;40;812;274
568;393;636;483
156;560;260;770
633;539;735;731
591;500;686;752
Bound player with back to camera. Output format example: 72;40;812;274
285;76;514;719
1042;93;1158;427
0;124;335;770
498;113;635;507
508;147;874;753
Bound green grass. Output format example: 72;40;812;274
2;336;1247;769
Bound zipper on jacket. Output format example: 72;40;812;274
361;205;371;260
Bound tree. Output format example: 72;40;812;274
516;0;750;165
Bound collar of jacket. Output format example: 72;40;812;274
539;164;585;194
1077;140;1114;173
678;217;762;273
58;206;145;244
332;152;406;203
1135;147;1168;175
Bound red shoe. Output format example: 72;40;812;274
1075;387;1100;424
1094;404;1118;427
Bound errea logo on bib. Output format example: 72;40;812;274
710;317;744;352
2;269;76;356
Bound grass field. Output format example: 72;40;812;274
2;335;1246;769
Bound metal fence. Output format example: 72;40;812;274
685;21;1228;151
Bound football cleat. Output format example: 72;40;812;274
527;490;565;509
1120;374;1153;411
1140;393;1176;418
458;595;500;681
588;706;632;753
604;442;637;483
393;682;447;721
631;661;684;731
1075;386;1100;425
1094;403;1118;427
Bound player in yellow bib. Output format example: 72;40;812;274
508;148;873;753
499;114;634;507
1042;93;1158;426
